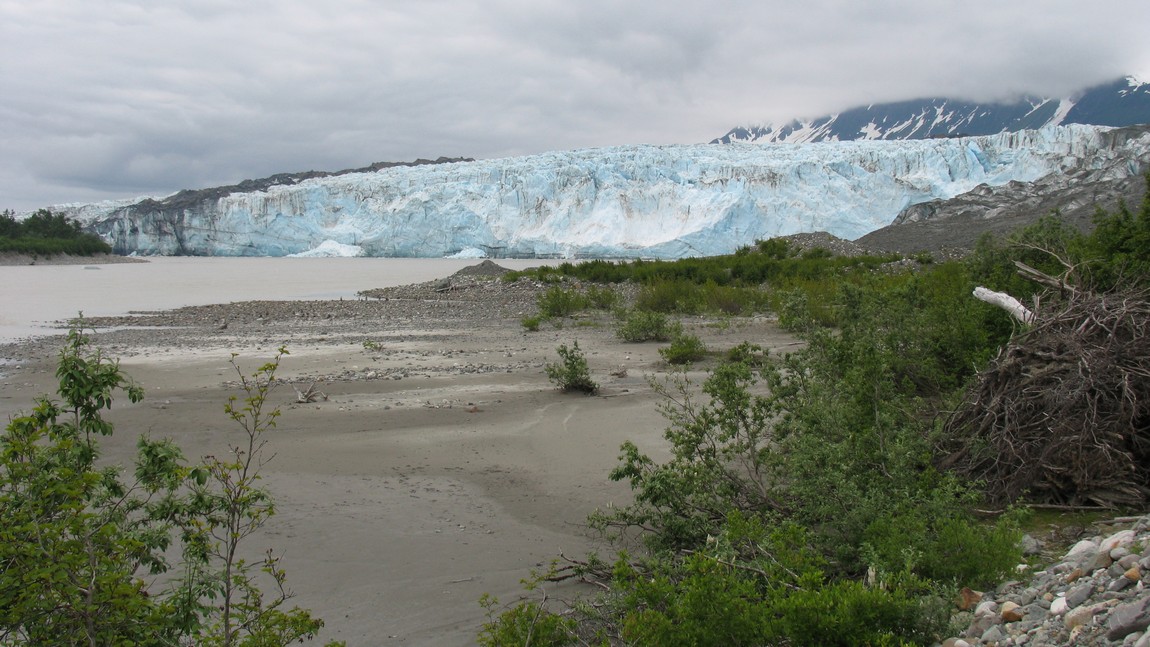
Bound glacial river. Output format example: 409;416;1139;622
0;256;554;342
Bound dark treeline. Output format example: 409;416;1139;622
0;209;112;256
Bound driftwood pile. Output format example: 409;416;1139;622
943;288;1150;508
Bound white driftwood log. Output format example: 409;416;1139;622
974;286;1035;324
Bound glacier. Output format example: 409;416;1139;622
59;124;1150;259
287;240;365;258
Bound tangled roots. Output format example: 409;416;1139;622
942;288;1150;507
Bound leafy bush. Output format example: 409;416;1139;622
724;341;769;368
584;284;622;310
775;287;813;332
862;511;1025;588
756;237;792;259
544;342;598;394
616;309;674;342
635;279;701;313
582;514;948;646
536;286;590;318
520;314;543;331
659;331;707;365
0;326;338;646
478;596;575;647
593;361;778;551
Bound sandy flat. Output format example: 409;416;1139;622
0;273;800;645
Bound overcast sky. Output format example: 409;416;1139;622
2;0;1148;211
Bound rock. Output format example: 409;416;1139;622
1001;600;1024;622
983;624;1008;643
1109;597;1150;641
1085;550;1115;574
1067;538;1101;562
950;514;1150;644
967;612;998;638
1103;530;1137;552
1019;588;1036;606
1021;533;1043;556
957;587;983;611
1067;583;1095;608
1113;577;1136;592
1065;604;1095;630
975;599;999;617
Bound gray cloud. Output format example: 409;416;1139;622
2;0;1147;210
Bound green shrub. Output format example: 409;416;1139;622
544;342;598;394
618;554;771;646
776;287;812;332
605;515;947;646
478;596;575;647
537;285;590;318
0;326;336;645
634;279;692;313
767;579;939;646
585;284;622;310
724;342;769;368
659;331;707;365
616;310;674;342
965;176;1150;294
862;509;1025;589
636;279;752;314
699;283;767;315
520;314;543;331
757;237;792;259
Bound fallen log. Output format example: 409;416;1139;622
973;286;1035;324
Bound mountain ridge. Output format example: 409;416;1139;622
712;76;1150;145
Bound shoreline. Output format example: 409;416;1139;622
0;252;150;266
0;268;800;645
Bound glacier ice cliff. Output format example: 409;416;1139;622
58;124;1150;259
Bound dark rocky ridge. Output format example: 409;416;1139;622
855;125;1150;254
139;156;473;212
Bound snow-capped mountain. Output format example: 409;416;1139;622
59;124;1150;259
712;76;1150;145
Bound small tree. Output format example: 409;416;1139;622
544;342;599;394
181;349;330;646
0;326;179;644
659;330;707;365
616;310;674;342
0;326;337;646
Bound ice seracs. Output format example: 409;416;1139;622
286;240;364;258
